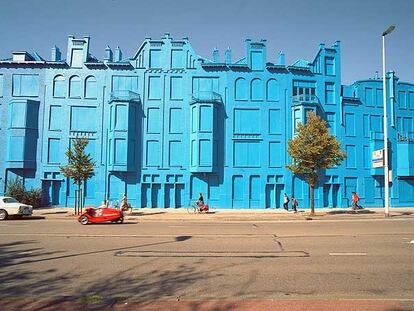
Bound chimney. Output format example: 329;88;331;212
51;46;61;61
104;45;113;62
277;51;285;65
225;47;231;64
115;46;122;62
213;48;220;63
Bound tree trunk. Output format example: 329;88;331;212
77;183;81;215
310;183;315;215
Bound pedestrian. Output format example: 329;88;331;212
351;191;363;210
120;193;129;212
291;196;298;213
283;193;290;211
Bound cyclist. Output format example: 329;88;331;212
196;192;208;212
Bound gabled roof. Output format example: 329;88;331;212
290;59;310;69
234;57;247;65
32;52;45;61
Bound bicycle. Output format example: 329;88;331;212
108;199;132;214
187;201;209;214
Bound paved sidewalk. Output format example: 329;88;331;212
33;206;414;222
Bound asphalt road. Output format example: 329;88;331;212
0;218;413;310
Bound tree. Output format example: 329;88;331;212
60;137;95;215
287;112;346;215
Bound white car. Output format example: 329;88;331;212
0;196;33;220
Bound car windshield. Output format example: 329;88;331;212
3;198;18;203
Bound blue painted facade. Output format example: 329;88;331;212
0;34;413;208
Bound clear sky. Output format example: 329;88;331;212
0;0;412;84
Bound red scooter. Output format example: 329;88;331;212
78;207;124;225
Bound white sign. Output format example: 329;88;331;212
372;149;384;168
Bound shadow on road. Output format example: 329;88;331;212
4;216;46;221
326;209;376;215
129;211;166;216
0;238;239;310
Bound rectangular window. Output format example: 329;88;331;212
8;136;25;161
363;114;369;138
171;50;184;69
269;109;281;134
325;82;335;104
146;140;160;166
112;76;138;93
70;106;97;131
234;141;260;167
363;145;370;169
326;112;336;135
251;51;263;71
149;49;162;68
346;145;356;168
10;101;26;128
114;139;127;165
376;88;383;107
399;91;407;109
370;115;382;132
49;106;62;131
234;109;260;134
148;76;162;99
293;80;316;101
199;105;213;132
269;141;282;167
365;88;374;107
48;138;60;164
12;74;39;97
170;76;183;100
147;107;160;133
169;140;182;166
409;92;414;109
325;57;335;75
169;108;183;134
0;74;3;97
71;49;83;68
345;113;355;137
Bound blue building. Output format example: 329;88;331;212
0;34;413;208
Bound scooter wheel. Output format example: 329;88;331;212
80;215;89;225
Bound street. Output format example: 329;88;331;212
0;217;413;310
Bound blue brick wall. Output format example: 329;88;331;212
0;34;413;208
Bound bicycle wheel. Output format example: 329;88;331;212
187;203;197;214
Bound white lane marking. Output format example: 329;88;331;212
329;252;367;256
168;225;186;228
18;251;34;255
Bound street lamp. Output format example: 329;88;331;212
382;25;395;217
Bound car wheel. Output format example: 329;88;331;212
0;209;8;220
116;216;124;224
80;215;89;225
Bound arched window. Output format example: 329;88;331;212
235;78;247;100
267;79;279;101
69;75;81;98
251;78;263;101
85;76;97;99
53;75;65;98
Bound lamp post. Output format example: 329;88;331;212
382;25;395;217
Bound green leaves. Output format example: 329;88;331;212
60;137;96;186
287;111;346;214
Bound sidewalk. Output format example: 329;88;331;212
33;207;414;222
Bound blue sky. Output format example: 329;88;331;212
0;0;412;84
